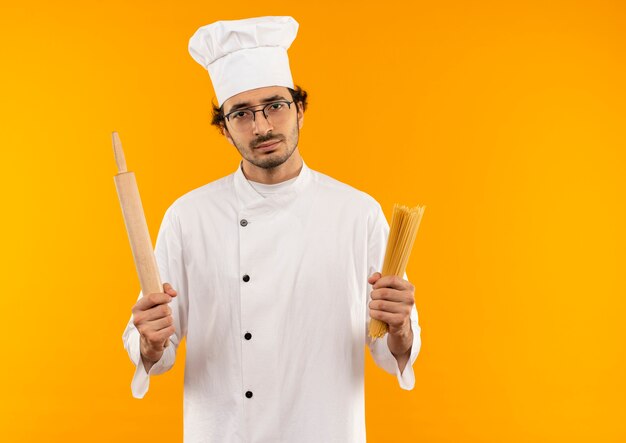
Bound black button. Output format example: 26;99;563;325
242;274;250;282
244;332;252;340
245;391;253;398
240;219;248;227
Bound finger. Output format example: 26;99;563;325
163;282;178;296
372;275;412;291
370;287;412;303
369;308;393;323
369;299;408;314
369;309;405;327
135;292;173;311
141;303;173;322
144;326;176;345
367;272;382;284
146;315;174;332
134;303;172;325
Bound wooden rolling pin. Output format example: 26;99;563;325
112;131;169;347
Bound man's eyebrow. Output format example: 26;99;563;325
226;95;289;113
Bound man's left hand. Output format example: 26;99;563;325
368;272;415;371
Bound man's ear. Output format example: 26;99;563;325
223;124;235;146
297;101;304;130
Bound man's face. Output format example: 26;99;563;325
222;86;304;170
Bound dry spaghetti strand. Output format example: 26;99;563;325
369;204;426;340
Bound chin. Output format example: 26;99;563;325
256;153;290;170
250;146;293;169
258;159;289;170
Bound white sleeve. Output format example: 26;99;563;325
365;202;422;390
121;204;189;399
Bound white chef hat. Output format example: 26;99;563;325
188;16;299;107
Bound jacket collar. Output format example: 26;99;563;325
233;158;313;213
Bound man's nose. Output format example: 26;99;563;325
252;111;274;135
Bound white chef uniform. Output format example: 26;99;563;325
122;160;421;443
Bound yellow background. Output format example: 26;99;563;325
1;0;625;441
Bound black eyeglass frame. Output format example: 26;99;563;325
224;100;295;124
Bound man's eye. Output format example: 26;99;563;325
269;103;283;110
233;112;247;119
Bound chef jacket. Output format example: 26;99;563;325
122;160;421;443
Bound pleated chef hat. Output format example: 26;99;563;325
188;16;299;107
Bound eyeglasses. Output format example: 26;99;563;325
224;100;295;132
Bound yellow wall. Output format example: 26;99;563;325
1;0;624;441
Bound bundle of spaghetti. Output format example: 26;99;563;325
369;203;426;339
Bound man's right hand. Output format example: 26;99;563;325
132;282;178;372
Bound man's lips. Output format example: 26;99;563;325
254;140;281;150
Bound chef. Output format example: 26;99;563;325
122;15;421;443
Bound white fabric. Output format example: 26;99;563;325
248;175;298;197
188;16;298;106
122;160;421;443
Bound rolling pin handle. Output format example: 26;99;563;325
112;131;128;174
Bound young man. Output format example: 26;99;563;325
122;16;421;443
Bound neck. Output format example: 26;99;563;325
241;149;304;184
